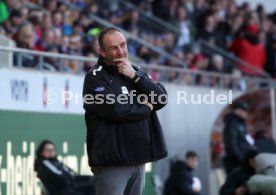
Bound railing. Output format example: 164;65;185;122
0;45;275;92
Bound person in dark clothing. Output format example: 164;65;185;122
34;140;95;195
220;149;258;195
82;27;168;195
229;25;266;76
255;129;276;154
163;151;201;195
223;101;255;174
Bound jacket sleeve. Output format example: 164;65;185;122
83;71;151;122
133;68;168;111
37;160;70;187
224;122;244;163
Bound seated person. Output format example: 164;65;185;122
163;151;202;195
220;149;258;195
34;140;95;195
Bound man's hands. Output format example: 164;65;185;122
114;58;153;111
114;58;136;79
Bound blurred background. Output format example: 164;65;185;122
1;0;276;195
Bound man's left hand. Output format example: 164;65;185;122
114;58;136;79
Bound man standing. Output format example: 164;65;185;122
223;101;255;174
82;28;168;195
163;151;202;195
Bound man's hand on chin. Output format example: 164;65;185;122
114;58;136;79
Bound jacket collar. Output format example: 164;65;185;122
97;56;117;74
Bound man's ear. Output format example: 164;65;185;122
99;48;106;58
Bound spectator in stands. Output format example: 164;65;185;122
14;22;37;68
167;70;178;82
42;13;53;31
15;22;35;49
163;32;176;52
255;129;276;154
34;140;95;195
179;0;195;19
198;14;217;46
192;0;208;30
111;11;124;26
43;0;58;13
35;28;55;51
208;54;226;73
220;149;258;195
223;101;255;174
230;68;247;91
62;10;73;36
163;151;202;195
151;0;176;21
28;15;43;44
82;45;96;73
78;13;96;34
229;24;266;76
52;11;63;31
227;14;244;44
69;34;82;55
137;45;151;63
122;10;140;32
21;7;29;21
174;7;192;49
189;53;209;71
59;35;70;54
43;45;67;72
7;9;24;35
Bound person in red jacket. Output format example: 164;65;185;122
229;25;266;76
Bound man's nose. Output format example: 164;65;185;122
117;47;124;56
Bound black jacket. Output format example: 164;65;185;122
82;58;168;166
220;165;255;195
223;113;253;164
163;161;201;195
34;157;76;195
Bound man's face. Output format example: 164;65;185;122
41;143;56;158
186;157;199;169
99;31;128;65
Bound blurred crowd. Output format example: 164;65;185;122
0;0;276;84
134;0;276;78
